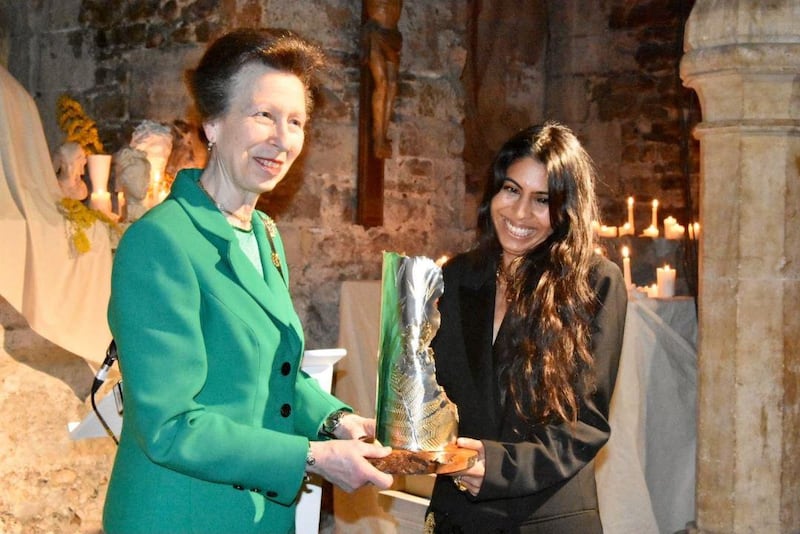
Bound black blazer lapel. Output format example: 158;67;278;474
457;259;501;432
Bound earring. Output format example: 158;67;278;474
207;141;215;152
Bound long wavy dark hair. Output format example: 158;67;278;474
476;122;600;427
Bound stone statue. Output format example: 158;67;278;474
114;147;151;223
130;120;173;201
52;142;88;200
364;0;403;159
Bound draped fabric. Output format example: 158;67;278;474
0;66;112;365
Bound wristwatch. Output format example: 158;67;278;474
306;446;316;467
321;409;347;437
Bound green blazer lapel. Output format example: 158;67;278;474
170;170;294;329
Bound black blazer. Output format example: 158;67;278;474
427;250;628;533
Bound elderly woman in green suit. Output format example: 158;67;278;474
103;29;393;534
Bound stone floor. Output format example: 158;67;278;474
0;297;116;533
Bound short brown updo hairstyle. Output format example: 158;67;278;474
186;28;326;123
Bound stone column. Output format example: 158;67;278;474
680;1;800;533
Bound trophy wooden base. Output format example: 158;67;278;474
368;444;478;475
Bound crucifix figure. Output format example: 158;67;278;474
364;0;403;159
357;0;403;226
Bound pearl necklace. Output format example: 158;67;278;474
197;180;252;229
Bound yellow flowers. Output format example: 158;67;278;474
57;198;120;254
56;95;104;155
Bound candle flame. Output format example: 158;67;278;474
622;246;629;258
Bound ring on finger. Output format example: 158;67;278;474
453;476;468;492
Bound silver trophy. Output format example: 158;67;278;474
372;252;473;474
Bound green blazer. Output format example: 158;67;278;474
103;169;347;534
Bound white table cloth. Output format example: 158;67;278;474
596;293;697;534
333;280;697;534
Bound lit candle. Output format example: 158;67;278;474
646;283;658;298
598;224;618;238
117;191;126;218
642;224;659;238
627;196;635;232
651;199;659;229
693;222;700;239
663;216;685;240
90;191;112;214
656;264;676;298
622;246;632;290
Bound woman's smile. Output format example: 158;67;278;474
499;216;538;239
254;155;285;175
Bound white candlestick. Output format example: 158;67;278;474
622;246;632;289
627;196;635;233
656;264;676;298
87;154;112;195
651;199;659;229
117;191;126;218
618;222;633;236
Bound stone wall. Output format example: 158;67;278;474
546;0;699;229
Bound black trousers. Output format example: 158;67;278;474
426;508;603;534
